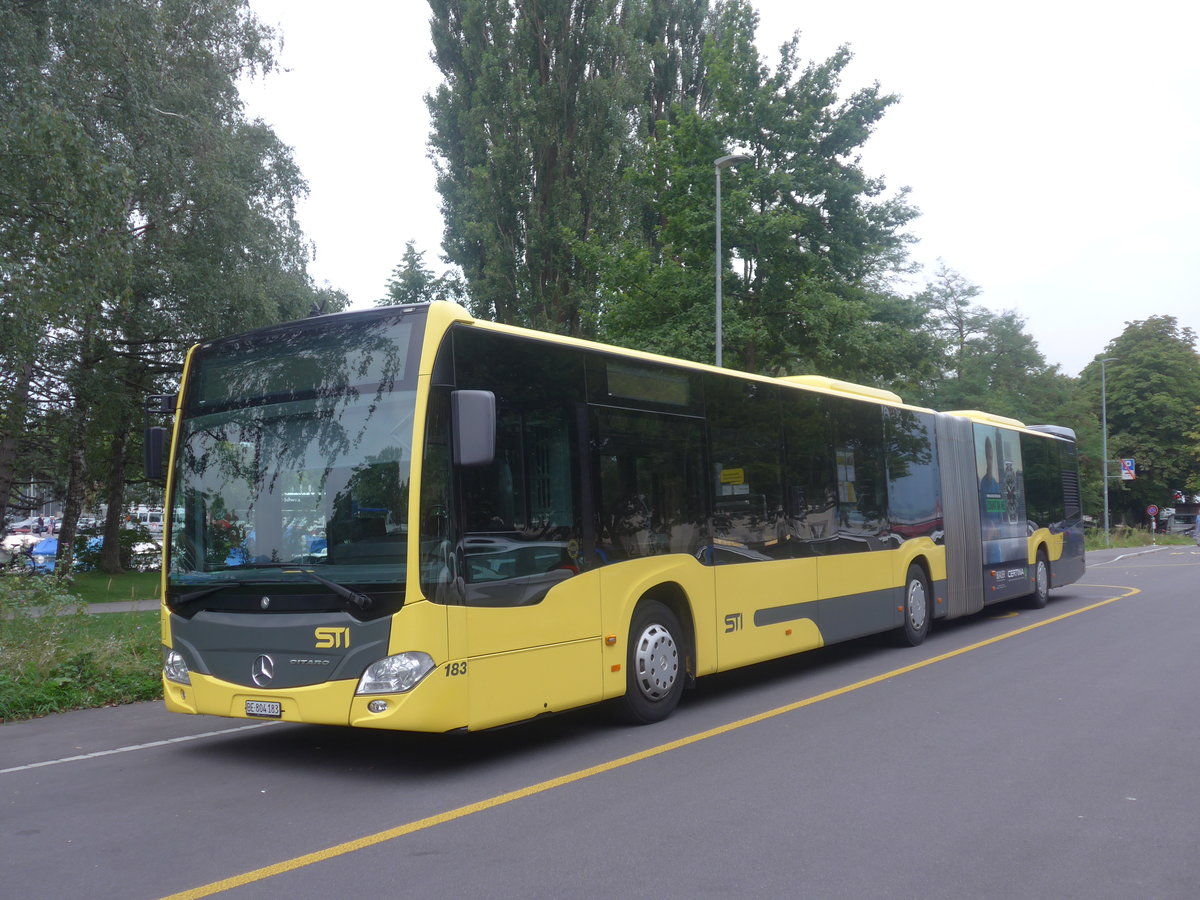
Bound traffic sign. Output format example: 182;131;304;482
1146;504;1159;517
1120;458;1136;481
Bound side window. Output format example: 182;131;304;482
461;409;525;535
781;389;837;553
449;328;585;606
594;408;705;562
706;378;784;563
1022;434;1067;529
828;397;888;551
886;409;941;541
1060;440;1081;522
419;388;457;604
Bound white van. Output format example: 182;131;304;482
129;508;164;534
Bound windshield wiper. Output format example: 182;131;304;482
290;568;373;611
172;567;372;612
172;577;272;607
174;583;235;608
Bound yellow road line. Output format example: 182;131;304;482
161;587;1138;900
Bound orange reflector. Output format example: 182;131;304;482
611;664;621;673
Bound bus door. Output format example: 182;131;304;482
455;405;602;729
707;380;821;670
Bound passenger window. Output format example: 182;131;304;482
593;407;705;562
828;397;888;551
781;390;837;553
706;378;785;563
886;409;941;541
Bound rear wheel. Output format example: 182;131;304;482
899;564;930;646
619;599;685;724
1026;550;1050;609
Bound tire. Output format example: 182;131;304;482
1026;550;1050;609
619;599;685;725
899;564;930;646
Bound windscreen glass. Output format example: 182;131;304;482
168;313;421;590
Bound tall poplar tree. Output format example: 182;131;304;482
426;1;930;379
427;0;649;336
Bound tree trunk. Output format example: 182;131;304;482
100;421;131;574
0;362;34;529
56;406;90;573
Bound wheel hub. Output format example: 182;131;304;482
634;623;678;700
908;579;927;631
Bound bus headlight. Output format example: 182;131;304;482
163;648;191;685
356;652;435;695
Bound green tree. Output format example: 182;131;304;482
0;3;129;533
1080;317;1200;524
377;241;465;306
918;263;1071;421
427;0;649;335
1;0;341;571
593;1;928;385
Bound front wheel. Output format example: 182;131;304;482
898;564;930;646
619;599;685;724
1026;551;1050;609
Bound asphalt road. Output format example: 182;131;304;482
3;545;1198;899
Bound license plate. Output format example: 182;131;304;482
245;700;281;718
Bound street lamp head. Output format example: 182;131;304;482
715;153;752;169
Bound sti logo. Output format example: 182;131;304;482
314;627;350;649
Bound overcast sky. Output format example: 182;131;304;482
241;0;1200;378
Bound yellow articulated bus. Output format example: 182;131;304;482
145;302;1084;731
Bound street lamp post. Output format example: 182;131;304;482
1100;356;1117;547
714;153;751;368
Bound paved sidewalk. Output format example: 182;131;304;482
3;598;159;619
84;599;160;614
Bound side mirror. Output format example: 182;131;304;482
451;390;495;466
144;426;169;481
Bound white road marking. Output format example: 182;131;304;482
1;721;280;774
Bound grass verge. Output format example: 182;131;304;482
0;574;161;722
69;570;161;604
1085;530;1196;551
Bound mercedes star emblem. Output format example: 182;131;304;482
251;654;275;686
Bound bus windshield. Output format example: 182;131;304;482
167;310;423;594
